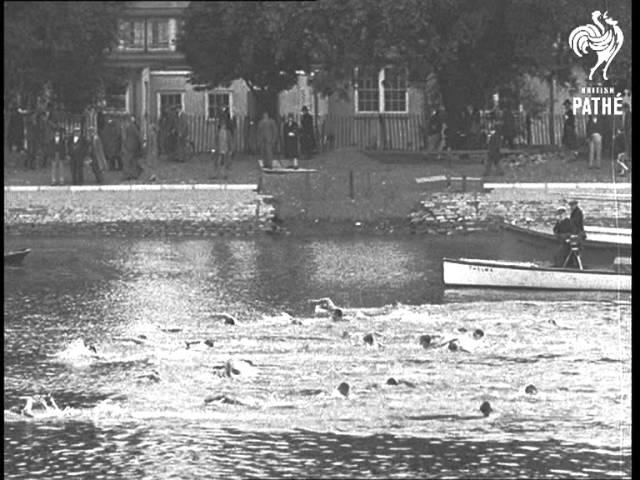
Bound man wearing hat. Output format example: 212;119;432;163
69;126;87;185
568;199;585;240
562;99;577;151
553;206;576;267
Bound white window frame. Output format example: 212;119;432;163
117;19;146;51
157;91;185;118
354;67;409;114
146;18;170;51
205;90;233;121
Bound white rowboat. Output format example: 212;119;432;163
442;258;631;292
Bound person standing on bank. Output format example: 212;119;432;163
257;111;278;169
214;107;233;179
122;115;143;180
586;115;603;169
69;127;87;185
483;120;503;177
175;107;189;162
562;99;577;152
283;113;299;166
427;107;443;152
101;118;122;171
51;127;66;186
300;106;315;159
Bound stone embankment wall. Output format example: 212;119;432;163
409;190;632;234
4;188;275;237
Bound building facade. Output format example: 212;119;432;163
103;1;254;141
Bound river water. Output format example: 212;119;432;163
4;233;631;479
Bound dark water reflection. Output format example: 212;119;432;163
4;234;631;479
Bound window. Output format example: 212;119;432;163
207;92;231;120
158;93;183;118
355;68;380;113
355;67;408;113
118;19;145;50
147;19;170;50
104;83;129;112
383;67;407;113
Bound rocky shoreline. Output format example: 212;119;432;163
4;185;631;238
4;188;276;237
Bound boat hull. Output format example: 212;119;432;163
443;258;631;292
500;224;631;266
4;249;31;266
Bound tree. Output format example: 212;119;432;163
4;1;123;113
179;1;312;116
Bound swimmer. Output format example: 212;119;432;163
525;384;538;395
203;394;259;408
419;334;445;349
136;370;161;383
386;377;416;388
362;332;385;347
334;382;350;398
332;308;346;322
213;358;258;378
210;313;238;325
480;401;493;417
309;297;393;318
116;334;149;346
185;339;215;350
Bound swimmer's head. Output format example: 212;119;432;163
204;339;214;348
480;401;493;417
363;333;375;346
458;327;468;333
224;316;235;325
525;384;538;395
337;382;350;398
448;340;460;351
473;329;484;340
332;308;343;321
386;377;399;386
419;335;432;348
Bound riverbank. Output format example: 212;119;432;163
4;186;275;237
4;147;631;237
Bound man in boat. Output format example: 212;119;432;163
568;200;586;241
553;207;579;268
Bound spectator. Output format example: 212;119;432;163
158;106;169;156
40;108;57;169
427;107;443;152
86;127;104;184
586;115;603;169
122;115;143;180
300;106;315;158
283;113;299;162
175;107;189;163
502;104;516;149
214;107;233;179
483;120;503;177
68;126;87;185
8;99;25;153
101;118;122;171
562;99;577;151
257;111;278;169
50;127;66;186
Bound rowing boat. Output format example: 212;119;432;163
501;223;631;265
442;257;631;292
4;248;31;266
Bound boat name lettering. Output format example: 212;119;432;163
470;265;494;272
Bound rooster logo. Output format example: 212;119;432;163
568;10;624;81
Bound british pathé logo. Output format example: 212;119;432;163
568;10;624;81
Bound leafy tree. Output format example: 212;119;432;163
4;1;123;113
179;1;312;116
